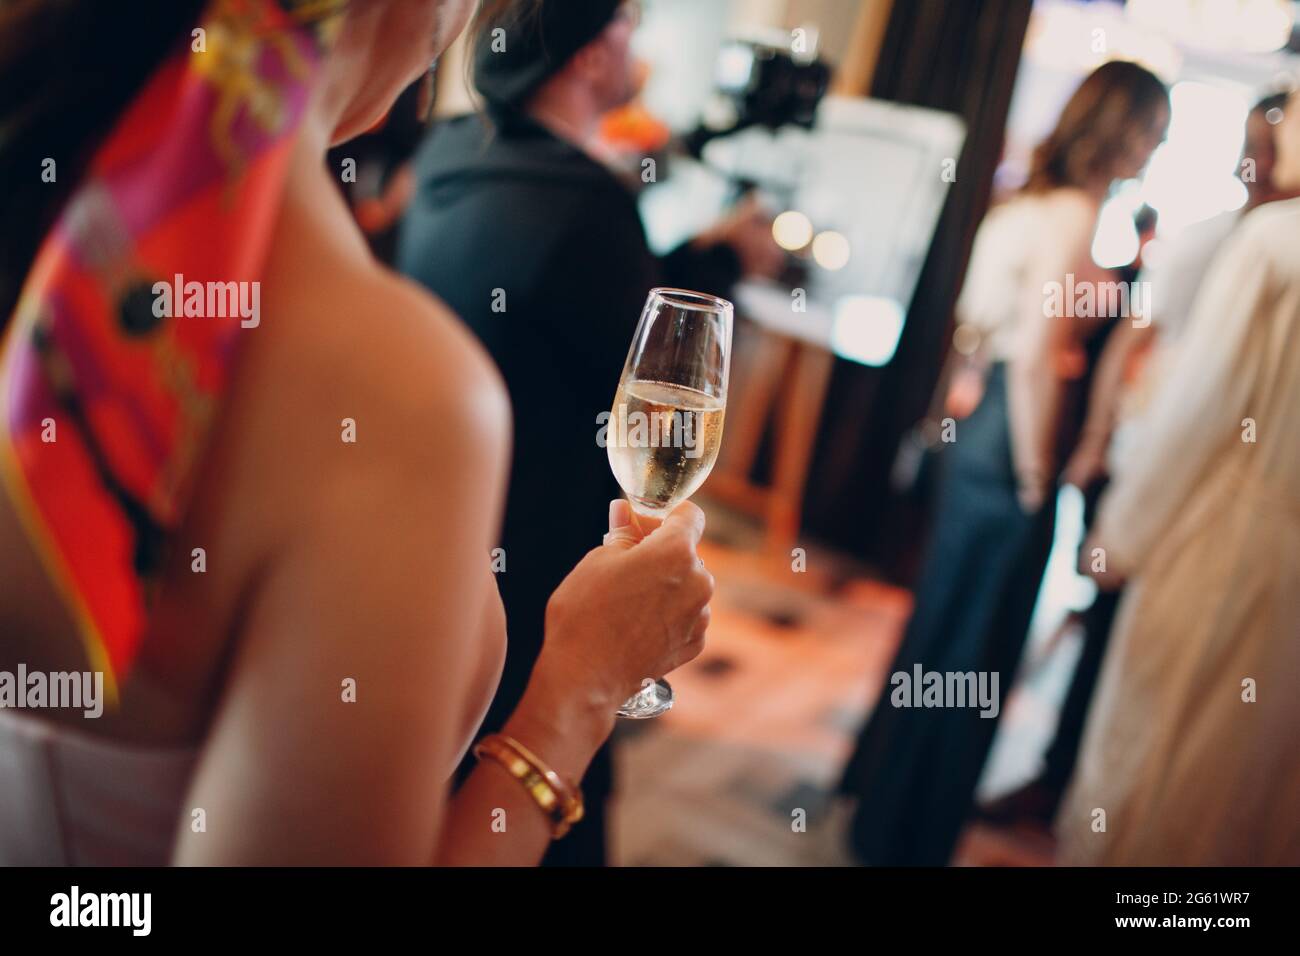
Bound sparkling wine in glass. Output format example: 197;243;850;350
606;288;733;718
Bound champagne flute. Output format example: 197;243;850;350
606;288;733;718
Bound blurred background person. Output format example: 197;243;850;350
980;90;1300;830
838;60;1169;866
396;0;782;865
1056;87;1300;866
1063;91;1297;499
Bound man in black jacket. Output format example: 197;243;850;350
397;0;780;865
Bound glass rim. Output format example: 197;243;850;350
649;287;734;313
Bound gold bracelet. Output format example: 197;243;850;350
473;734;585;839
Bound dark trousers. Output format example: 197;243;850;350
1039;478;1123;796
839;364;1056;865
1040;590;1119;793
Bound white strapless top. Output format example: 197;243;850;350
0;709;197;866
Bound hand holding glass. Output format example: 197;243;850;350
606;288;733;718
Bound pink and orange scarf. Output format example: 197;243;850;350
0;0;348;701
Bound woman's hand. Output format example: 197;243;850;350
533;499;714;718
448;500;712;865
1015;467;1050;514
1061;433;1109;491
1079;531;1126;591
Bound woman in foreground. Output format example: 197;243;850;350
0;0;712;865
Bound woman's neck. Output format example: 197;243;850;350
284;117;376;265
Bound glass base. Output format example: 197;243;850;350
617;679;673;719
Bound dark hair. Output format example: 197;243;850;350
1023;60;1169;194
0;1;554;323
467;0;543;53
463;0;543;101
0;0;210;324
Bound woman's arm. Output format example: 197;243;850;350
172;273;713;865
1061;320;1154;489
434;675;611;866
434;498;710;864
1006;191;1098;509
173;312;521;864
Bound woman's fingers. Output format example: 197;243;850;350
657;500;705;547
550;497;713;705
609;498;631;531
689;605;711;644
603;499;641;548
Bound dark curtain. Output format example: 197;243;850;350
802;0;1033;583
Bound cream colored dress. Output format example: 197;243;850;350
1056;197;1300;866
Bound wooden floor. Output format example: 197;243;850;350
609;505;1076;867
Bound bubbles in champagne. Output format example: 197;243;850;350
607;380;725;516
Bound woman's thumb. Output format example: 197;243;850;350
603;499;641;549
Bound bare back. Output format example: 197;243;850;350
0;133;509;769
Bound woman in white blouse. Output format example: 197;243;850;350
841;60;1170;866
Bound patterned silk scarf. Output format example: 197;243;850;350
0;0;348;701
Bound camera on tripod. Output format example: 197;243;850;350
685;37;832;157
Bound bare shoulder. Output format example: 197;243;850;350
285;260;505;433
207;251;513;567
254;257;510;470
